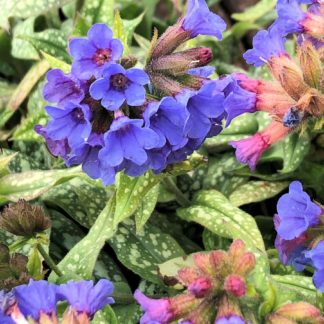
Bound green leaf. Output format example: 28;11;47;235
232;0;277;22
41;51;71;73
81;0;115;26
281;131;310;173
0;60;49;128
229;181;289;206
177;190;265;251
114;304;141;324
0;153;17;178
0;167;84;204
11;17;39;60
92;305;118;324
109;218;185;284
22;29;71;63
114;171;163;227
0;0;74;29
135;184;160;233
229;21;260;39
27;246;42;279
49;194;117;282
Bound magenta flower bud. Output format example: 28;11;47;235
224;275;246;298
188;277;212;298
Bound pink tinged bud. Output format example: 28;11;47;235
193;253;215;277
171;293;202;320
276;302;322;321
149;73;184;96
228;239;246;261
230;121;290;171
209;251;228;274
150;48;213;75
224;274;246;298
185;298;216;324
188;277;213;298
215;295;243;321
233;252;256;277
151;22;191;59
177;267;201;286
266;314;297;324
302;9;324;40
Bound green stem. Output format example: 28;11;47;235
37;244;63;277
163;177;191;207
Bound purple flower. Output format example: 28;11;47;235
221;76;257;126
57;279;114;318
134;289;173;324
69;23;123;80
143;97;188;149
35;125;71;159
243;26;287;67
42;69;85;105
176;81;225;140
283;107;304;128
215;315;245;324
276;181;322;240
275;0;307;35
183;0;226;39
0;314;14;324
90;63;149;111
45;102;92;147
98;117;161;181
14;280;57;321
188;66;215;78
305;241;324;291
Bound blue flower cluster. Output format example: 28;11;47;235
274;181;324;291
37;0;262;186
0;279;114;323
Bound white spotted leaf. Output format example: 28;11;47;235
81;0;115;26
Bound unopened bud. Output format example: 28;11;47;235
269;55;310;102
151;21;191;59
209;250;228;274
171;293;201;319
298;40;322;89
215;295;243;322
302;10;324;40
177;267;200;286
266;313;296;324
149;73;184;96
120;55;138;69
276;302;322;321
233;252;256;276
224;274;246;298
0;200;51;236
188;277;213;298
193;253;215;276
150;48;212;75
185;298;215;324
228;239;246;260
178;74;206;90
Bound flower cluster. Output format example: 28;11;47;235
134;239;257;324
227;0;324;170
35;0;256;185
274;181;324;291
0;279;114;323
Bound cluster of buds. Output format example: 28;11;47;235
134;239;257;323
274;181;324;292
227;0;324;171
0;279;114;324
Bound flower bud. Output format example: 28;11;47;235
228;239;246;261
224;274;246;298
269;55;310;102
233;252;256;277
149;73;184;96
62;308;89;324
185;298;215;324
188;277;213;298
298;40;322;89
302;9;324;40
215;295;244;323
0;200;51;236
276;302;322;321
177;267;200;286
266;313;296;324
178;74;206;90
120;55;138;69
193;253;215;276
150;48;213;76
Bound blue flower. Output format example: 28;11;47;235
0;291;15;323
243;26;287;67
215;315;245;324
45;102;92;147
143;97;188;149
35;125;71;159
305;241;324;291
283;107;304;128
57;279;114;318
69;23;123;80
134;289;173;324
220;76;257;127
176;81;225;140
98;116;161;180
42;69;85;105
90;63;150;111
188;66;215;78
274;0;306;36
14;280;57;321
276;181;322;240
183;0;226;39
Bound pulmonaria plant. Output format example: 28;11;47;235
274;181;324;291
227;0;324;171
0;279;114;324
134;239;257;324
